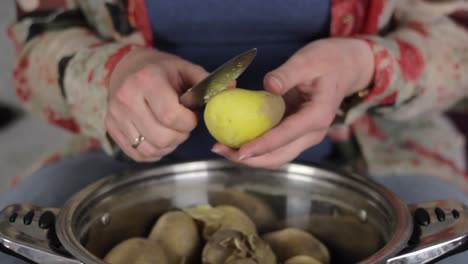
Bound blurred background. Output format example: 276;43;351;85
0;1;70;193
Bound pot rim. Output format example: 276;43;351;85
55;159;413;264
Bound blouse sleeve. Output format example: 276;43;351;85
344;4;468;124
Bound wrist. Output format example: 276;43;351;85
346;38;375;96
338;38;375;117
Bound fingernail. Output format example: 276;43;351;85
269;75;283;92
238;153;253;161
211;147;222;155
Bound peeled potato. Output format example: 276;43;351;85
263;228;330;264
104;238;168;264
208;189;276;231
202;229;276;264
285;255;323;264
204;88;285;148
184;205;257;239
149;211;200;264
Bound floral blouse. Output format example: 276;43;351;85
7;0;468;191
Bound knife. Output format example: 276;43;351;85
179;48;257;110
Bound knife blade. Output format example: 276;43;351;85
179;48;257;110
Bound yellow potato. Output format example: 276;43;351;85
104;238;168;264
204;88;285;148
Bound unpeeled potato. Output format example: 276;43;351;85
104;238;168;264
208;189;276;232
149;211;200;264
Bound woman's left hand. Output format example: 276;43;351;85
212;38;375;169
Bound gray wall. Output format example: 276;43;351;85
0;1;16;106
0;1;69;193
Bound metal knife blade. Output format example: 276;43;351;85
179;48;257;110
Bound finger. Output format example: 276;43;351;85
121;97;189;149
264;53;322;95
108;101;174;160
105;115;153;162
227;80;237;89
215;132;325;169
239;77;340;159
238;132;325;169
109;100;161;149
211;143;238;159
178;62;210;88
138;143;176;159
136;140;163;160
141;76;198;133
157;145;179;157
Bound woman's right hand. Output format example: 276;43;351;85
105;48;209;162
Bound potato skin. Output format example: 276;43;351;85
104;238;169;264
184;205;257;239
202;229;276;264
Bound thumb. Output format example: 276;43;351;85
264;55;320;95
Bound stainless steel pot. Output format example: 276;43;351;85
0;160;467;264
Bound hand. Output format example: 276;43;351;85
105;48;209;162
212;38;375;168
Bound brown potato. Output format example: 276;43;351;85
209;189;276;231
149;211;200;264
263;228;330;264
184;205;257;239
285;255;323;264
202;229;276;264
104;238;168;264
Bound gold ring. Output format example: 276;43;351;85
131;135;145;149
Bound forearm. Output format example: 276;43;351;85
12;26;150;154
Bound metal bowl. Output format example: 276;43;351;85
1;160;467;264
